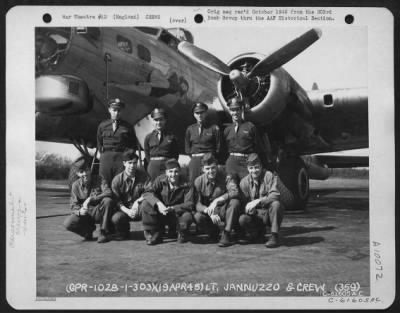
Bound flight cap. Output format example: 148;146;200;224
192;102;208;113
108;98;125;109
246;153;262;166
151;108;166;120
165;158;180;170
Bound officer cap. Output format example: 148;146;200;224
165;158;180;170
151;108;166;120
108;98;125;109
192;102;208;113
246;153;262;166
201;153;217;166
122;149;139;161
227;97;243;110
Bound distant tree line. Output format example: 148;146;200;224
36;152;73;180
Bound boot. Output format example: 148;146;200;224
148;231;163;245
265;233;280;248
218;230;233;247
97;231;109;243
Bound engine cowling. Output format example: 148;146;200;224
36;75;91;115
217;54;291;126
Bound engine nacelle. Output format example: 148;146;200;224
36;75;91;115
218;53;291;126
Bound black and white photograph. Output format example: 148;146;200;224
6;6;395;310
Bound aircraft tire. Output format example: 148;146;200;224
277;157;309;211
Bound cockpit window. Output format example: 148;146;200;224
117;35;132;54
158;30;179;49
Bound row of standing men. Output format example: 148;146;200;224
63;98;283;248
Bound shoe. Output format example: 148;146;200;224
265;233;280;248
177;231;188;243
218;231;233;247
148;231;163;245
97;231;109;243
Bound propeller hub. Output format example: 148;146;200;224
229;69;249;90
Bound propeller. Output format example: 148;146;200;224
178;28;321;99
178;28;321;78
247;28;322;78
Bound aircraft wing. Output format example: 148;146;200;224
309;154;369;168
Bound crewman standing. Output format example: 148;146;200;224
97;98;137;185
144;108;179;180
185;102;221;182
223;97;261;179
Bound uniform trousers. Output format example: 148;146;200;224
225;155;249;179
238;201;283;234
109;205;143;238
194;199;241;234
140;199;193;233
147;159;167;181
99;151;124;185
188;156;203;182
63;197;116;237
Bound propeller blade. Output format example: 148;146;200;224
178;41;231;76
248;28;322;78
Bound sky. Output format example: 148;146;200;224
36;25;368;160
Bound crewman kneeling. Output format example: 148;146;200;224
140;159;194;245
63;164;117;243
239;153;283;248
111;149;152;240
193;153;242;247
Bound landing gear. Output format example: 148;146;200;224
277;157;309;211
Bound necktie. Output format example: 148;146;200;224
198;124;202;136
251;179;259;200
112;120;118;132
234;123;239;133
158;131;162;142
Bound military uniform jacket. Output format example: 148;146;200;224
111;169;151;208
144;174;193;214
144;129;179;161
97;119;137;152
194;171;240;213
70;175;112;213
185;122;221;156
240;170;280;207
223;121;259;154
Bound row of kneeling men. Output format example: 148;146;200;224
64;150;283;248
